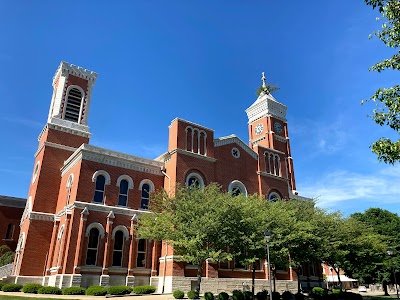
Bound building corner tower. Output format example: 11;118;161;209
245;72;297;199
13;62;97;277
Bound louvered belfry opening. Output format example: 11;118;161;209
65;87;83;123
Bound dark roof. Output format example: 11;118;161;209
0;195;26;208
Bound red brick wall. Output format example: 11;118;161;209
0;206;24;251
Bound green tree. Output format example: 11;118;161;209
136;183;243;292
0;245;14;267
363;0;400;164
351;208;400;289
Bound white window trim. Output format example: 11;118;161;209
66;174;74;205
85;222;105;238
185;172;205;188
112;225;130;241
92;170;111;204
56;225;65;267
228;180;248;196
268;191;281;202
139;179;154;210
116;175;133;207
86;227;100;266
62;85;85;124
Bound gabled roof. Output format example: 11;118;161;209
214;134;258;160
0;195;26;208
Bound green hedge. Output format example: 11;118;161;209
22;283;43;294
2;283;23;292
232;290;244;300
173;289;185;299
256;290;268;300
282;291;293;300
107;285;132;295
0;283;4;291
37;286;62;294
244;291;253;300
133;285;156;294
218;291;229;300
204;291;214;300
188;290;200;299
86;285;107;296
62;286;86;295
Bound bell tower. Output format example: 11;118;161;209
47;61;98;140
245;72;297;194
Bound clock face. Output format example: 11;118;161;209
254;123;264;135
274;122;283;133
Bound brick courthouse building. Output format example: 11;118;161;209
9;62;320;292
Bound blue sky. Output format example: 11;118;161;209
0;1;399;216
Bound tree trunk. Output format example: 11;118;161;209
195;263;203;293
383;280;390;296
252;263;256;300
334;267;342;291
273;268;277;292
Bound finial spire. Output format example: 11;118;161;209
261;72;266;88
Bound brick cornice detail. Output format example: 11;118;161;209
274;135;287;143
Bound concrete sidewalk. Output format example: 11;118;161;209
0;291;175;300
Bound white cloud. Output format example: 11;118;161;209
298;165;400;210
1;116;42;129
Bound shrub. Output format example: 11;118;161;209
256;290;268;300
272;291;281;300
282;291;294;300
0;283;4;291
204;291;214;300
2;283;23;292
218;291;229;300
0;251;15;267
243;291;253;300
294;292;305;300
37;286;62;294
22;283;43;294
86;285;107;296
312;287;327;300
173;289;185;299
188;290;200;299
232;289;244;300
107;285;132;295
133;285;156;294
62;286;86;295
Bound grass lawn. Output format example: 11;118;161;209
0;296;65;300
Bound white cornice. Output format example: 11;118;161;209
169;118;214;132
63;201;153;217
246;93;287;123
35;142;77;158
53;61;97;86
48;118;91;138
214;135;258;160
169;148;217;162
257;171;289;182
29;211;55;222
62;144;165;176
274;135;287;143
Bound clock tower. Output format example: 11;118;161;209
245;72;297;194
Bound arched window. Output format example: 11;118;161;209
136;239;147;268
66;174;73;205
5;224;14;240
228;180;248;196
56;225;64;266
116;175;133;207
139;180;154;210
86;228;100;265
92;171;111;204
112;231;124;266
32;161;40;183
185;172;205;189
64;87;84;123
268;191;281;202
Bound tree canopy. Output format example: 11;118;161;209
363;0;400;164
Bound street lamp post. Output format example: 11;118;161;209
264;231;273;300
387;247;399;300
